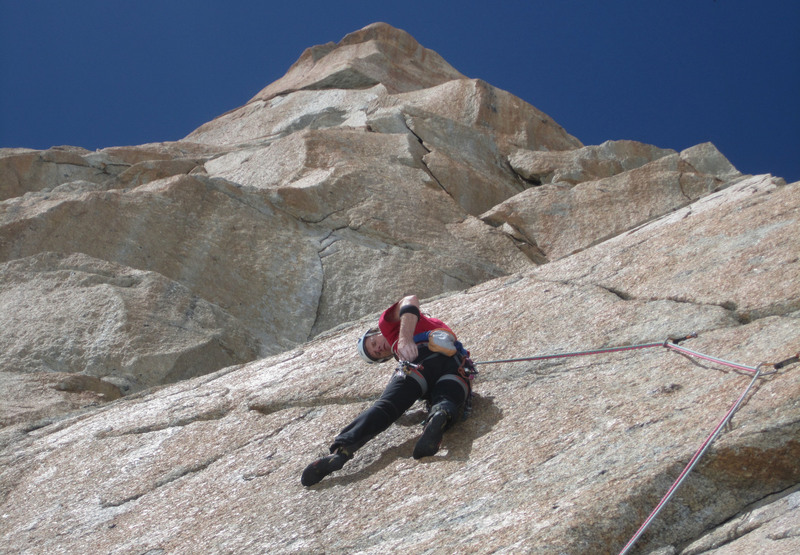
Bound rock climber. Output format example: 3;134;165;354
301;294;474;487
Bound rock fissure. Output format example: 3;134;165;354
399;120;453;198
420;156;449;197
508;164;543;187
153;455;224;489
99;491;146;509
494;221;550;264
733;299;800;324
298;204;352;225
317;227;345;256
96;405;233;438
600;284;633;301
248;393;379;416
99;454;226;510
546;276;797;330
678;483;800;553
677;171;695;203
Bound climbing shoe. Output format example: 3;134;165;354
413;410;448;459
301;449;351;487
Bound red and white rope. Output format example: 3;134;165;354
471;335;793;554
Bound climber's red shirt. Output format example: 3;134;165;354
378;301;454;351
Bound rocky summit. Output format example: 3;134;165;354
1;22;798;554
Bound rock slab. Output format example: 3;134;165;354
1;22;798;555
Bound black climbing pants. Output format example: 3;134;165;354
332;348;470;454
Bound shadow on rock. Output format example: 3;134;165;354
445;394;503;462
315;395;503;488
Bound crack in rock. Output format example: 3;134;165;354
99;454;225;509
680;484;800;553
400;116;453;199
547;278;798;327
96;405;233;438
248;394;378;416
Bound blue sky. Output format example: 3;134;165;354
2;1;798;182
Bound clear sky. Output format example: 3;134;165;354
2;1;798;182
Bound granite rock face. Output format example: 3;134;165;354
484;142;744;261
0;252;258;405
1;22;798;554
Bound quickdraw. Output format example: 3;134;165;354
395;360;424;377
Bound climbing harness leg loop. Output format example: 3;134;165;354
395;361;428;396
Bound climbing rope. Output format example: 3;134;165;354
472;333;799;554
473;341;663;365
618;362;766;555
665;340;777;375
473;333;696;366
619;348;799;554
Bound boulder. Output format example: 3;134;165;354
186;85;389;147
482;143;746;261
0;142;225;201
0;174;325;354
0;146;129;200
203;127;532;334
386;78;583;152
508;139;675;185
0;252;259;395
533;174;797;320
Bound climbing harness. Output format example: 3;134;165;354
470;333;799;554
395;332;479;421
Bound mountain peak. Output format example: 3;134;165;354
248;22;467;102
